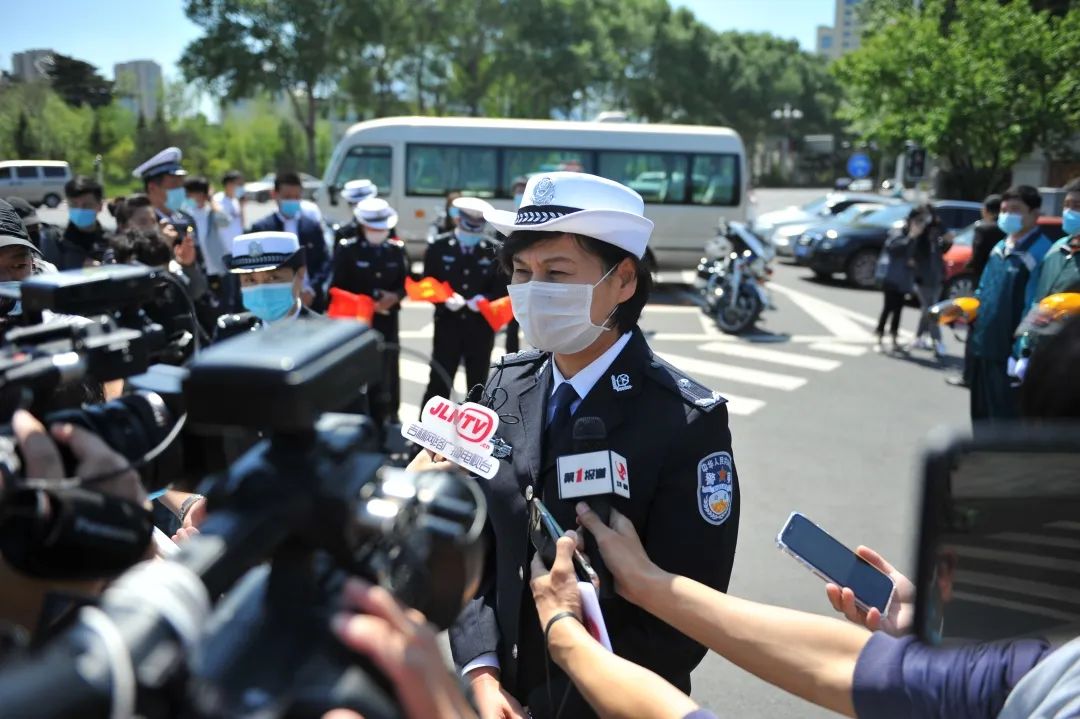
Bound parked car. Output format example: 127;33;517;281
773;201;891;259
0;160;72;208
942;215;1067;299
244;172;323;203
752;192;894;244
800;200;982;289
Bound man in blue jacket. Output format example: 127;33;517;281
250;171;331;310
969;185;1052;422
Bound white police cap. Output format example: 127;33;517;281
225;231;304;273
341;179;378;205
453;196;492;234
354;198;398;230
132;146;187;181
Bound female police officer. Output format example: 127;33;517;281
413;172;740;718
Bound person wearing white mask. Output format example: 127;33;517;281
408;173;740;719
330;197;408;426
420;196;508;407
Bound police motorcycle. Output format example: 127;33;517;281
695;220;775;335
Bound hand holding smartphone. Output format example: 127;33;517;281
777;512;894;615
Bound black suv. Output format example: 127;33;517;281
797;200;983;289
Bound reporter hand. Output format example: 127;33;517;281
405;449;456;474
174;233;197;267
332;578;477;719
529;533;583;630
469;668;526;719
824;545;914;637
575;503;660;605
445;293;466;312
12;411;144;507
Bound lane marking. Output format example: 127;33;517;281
958;570;1080;608
698;342;841;372
768;282;874;341
655;351;806;391
808;341;868;357
400;358;468;395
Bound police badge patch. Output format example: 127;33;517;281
697;451;733;526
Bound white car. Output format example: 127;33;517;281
244;172;323;203
752;192;896;245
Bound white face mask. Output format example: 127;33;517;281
364;228;390;244
507;266;618;355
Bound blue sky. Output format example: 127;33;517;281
5;0;834;82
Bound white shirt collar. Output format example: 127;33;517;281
550;331;633;404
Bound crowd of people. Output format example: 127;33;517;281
0;142;1079;719
873;180;1080;423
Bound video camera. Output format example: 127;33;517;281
0;311;487;718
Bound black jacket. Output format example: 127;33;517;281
422;233;507;321
448;329;740;715
41;223;112;270
970;221;1006;285
330;238;409;311
251;213;332;297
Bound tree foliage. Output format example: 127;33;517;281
838;0;1080;198
47;53;114;109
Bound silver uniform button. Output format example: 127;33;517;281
518;565;524;580
525;485;534;500
512;644;518;659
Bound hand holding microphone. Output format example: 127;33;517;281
556;417;629;599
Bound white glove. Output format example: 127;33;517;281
1008;356;1029;381
466;295;486;312
445;293;466;312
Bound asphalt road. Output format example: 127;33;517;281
38;189;971;717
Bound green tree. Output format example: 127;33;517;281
836;0;1078;198
13;111;37;157
46;53;114;109
180;0;352;174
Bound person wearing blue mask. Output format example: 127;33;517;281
214;231;317;342
421;195;508;407
35;176;111;270
132;146;198;248
1013;177;1080;372
250;171;331;312
969;185;1053;423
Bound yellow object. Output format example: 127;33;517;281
930;296;980;326
1016;292;1080;337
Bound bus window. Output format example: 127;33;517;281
597;151;689;204
334;146;392;191
407;145;497;198
691;154;739;206
502;149;592;195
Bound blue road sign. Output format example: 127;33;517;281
847;152;872;179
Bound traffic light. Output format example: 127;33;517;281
907;148;927;180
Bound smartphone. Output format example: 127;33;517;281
529;498;598;586
776;512;893;614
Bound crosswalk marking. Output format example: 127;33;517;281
993;532;1080;551
958;570;1080;608
808;342;868;357
698;342;841;372
709;393;766;416
952;545;1080;573
952;590;1080;623
655;351;807;391
768;283;874;341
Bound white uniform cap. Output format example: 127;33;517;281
484;172;653;258
132;146;187;180
354;197;398;230
341;179;378;204
453;196;493;233
225;231;303;273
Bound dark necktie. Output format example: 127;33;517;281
545;382;579;449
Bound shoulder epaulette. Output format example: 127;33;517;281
646;354;727;412
493;348;545;368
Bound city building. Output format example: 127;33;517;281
114;60;162;119
815;0;863;61
11;49;55;81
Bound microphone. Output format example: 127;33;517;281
556;417;629;599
